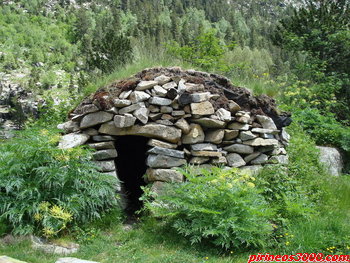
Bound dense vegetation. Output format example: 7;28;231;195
0;0;349;261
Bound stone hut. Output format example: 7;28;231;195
57;67;291;212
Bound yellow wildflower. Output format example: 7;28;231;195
247;182;255;188
285;241;290;246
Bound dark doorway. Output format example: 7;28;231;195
114;136;149;215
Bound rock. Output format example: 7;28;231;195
106;107;119;115
216;108;231;122
31;236;79;255
251;128;279;134
154;75;171;85
172;110;185;117
182;124;205;144
136;80;158;91
205;129;224;144
156;120;174;126
190;101;215;115
228;100;241;113
146;168;183;183
153;85;168;97
147;154;186;168
239;131;257;141
160;106;173;113
150;181;168;195
227;122;250;130
281;128;291;142
240;165;263;175
88;141;115;150
92;135;115;142
243;138;279;147
80;111;114;129
0;256;27;263
99;122;182;143
190;157;210;164
166;88;178;100
316;146;343;176
191;118;226;128
94;160;115;172
211;156;228;165
129;91;151;103
114;114;136;128
58;133;90;149
149;105;160;113
190;92;211;103
272;147;287;155
162;82;177;90
256;115;277;130
93;149;118;160
148;139;177;149
149;97;173;106
178;93;193;105
114;99;131;108
82;128;99;136
191;143;218;151
251;154;268;165
227;153;246;167
223;144;254;154
119;103;145;114
257;145;275;153
244;152;261;163
57;121;79;133
149;113;162;121
75;104;99;115
133;107;149;124
269;155;289;165
224;130;239;140
261;133;275;139
184;83;205;92
175;119;190;134
148;146;185;159
235;115;250;124
55;258;100;263
191;150;222;158
119;90;132;99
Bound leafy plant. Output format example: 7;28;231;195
142;166;274;249
0;128;119;236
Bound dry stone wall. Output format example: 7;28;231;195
58;67;290;189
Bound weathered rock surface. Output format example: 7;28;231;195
55;258;100;263
148;146;185;159
93;149;118;160
147;154;186;168
316;146;343;176
224;144;254;154
190;101;215;115
182;124;204;144
0;256;27;263
226;153;246;167
58;133;90;149
146;168;183;183
80;112;114;129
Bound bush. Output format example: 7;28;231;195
0;128;119;237
142;166;274;249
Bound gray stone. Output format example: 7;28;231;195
93;149;118;160
162;81;177;90
58;133;90;149
129;91;151;103
57;121;79;133
191;118;226;128
119;90;132;99
258;145;276;153
228;100;241;113
94;160;115;172
147;154;186;168
55;258;100;263
216;108;231;122
166;88;178;100
174;119;190;134
316;146;343;176
281;128;291;142
149;113;162;121
269;155;289;165
256;115;277;130
148;105;160;113
77;104;99;115
80;111;114;129
106;107;118;114
191;143;218;151
224;129;239;140
260;133;275;139
172;110;185;117
0;256;27;263
92;135;115;142
136;80;158;91
244;152;261;163
160;106;173;113
184;83;205;92
31;236;79;255
148;139;177;149
191;151;222;158
146;168;183;183
240;131;257;141
190;157;210;164
148;146;185;159
114;114;136;128
153;85;168;97
119;103;145;114
82;128;99;136
227;122;250;130
156;120;174;126
88;141;115;150
190;92;211;103
190;101;215;115
211;156;228;165
235;115;250;124
251;154;268;165
251;128;279;134
133;107;149;124
243;138;279;147
205;129;225;144
227;153;246;168
240;165;263;175
149;97;173;106
99;122;182;143
272;148;287;155
150;181;168;196
223;144;254;154
114;99;131;108
154;75;171;85
182;124;205;144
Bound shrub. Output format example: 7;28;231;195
142;166;274;249
0;128;119;237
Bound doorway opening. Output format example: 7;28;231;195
114;135;149;215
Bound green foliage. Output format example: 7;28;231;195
0;128;119;236
142;166;274;250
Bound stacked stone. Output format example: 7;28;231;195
58;69;290;188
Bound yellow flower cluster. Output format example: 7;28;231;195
326;246;337;253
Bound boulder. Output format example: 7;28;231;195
224;129;239;140
256;115;277;130
239;131;257;141
57;121;79;133
149;97;173;106
146;168;183;183
129;91;151;103
133;107;149;124
250;154;268;165
226;153;246;167
216;108;231;122
223;144;254;154
147;154;186;168
205;129;225;144
80;111;114;129
174;118;190;134
147;146;185;159
119;103;145;114
58;133;90;149
93;149;118;160
136;80;158;91
154;75;171;85
114;99;131;108
114;114;136;128
190;101;215;115
316;146;343;176
182;124;205;144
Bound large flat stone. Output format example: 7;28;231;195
146;168;183;183
99;122;182;143
147;154;186;168
191;118;226;128
174;118;190;134
191;151;222;158
94;160;115;172
88;141;115;150
204;129;224;144
190;143;218;151
118;103;145;114
55;258;100;263
190;101;215;115
93;149;118;160
148;146;185;159
129;91;151;103
182;124;205;144
227;153;246;168
136;80;158;91
80;111;114;129
251;128;279;134
216;108;231;122
114;114;136;128
256;115;277;130
0;256;27;263
148;139;177;149
243;138;279;147
227;122;250;130
149;97;172;106
58;133;90;149
223;144;254;154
